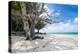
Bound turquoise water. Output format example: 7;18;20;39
46;33;78;38
47;32;78;34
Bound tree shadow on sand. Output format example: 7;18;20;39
26;36;44;40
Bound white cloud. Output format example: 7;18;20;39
54;12;60;17
73;17;78;24
39;5;55;19
39;4;61;24
38;4;78;33
44;5;50;13
40;17;78;33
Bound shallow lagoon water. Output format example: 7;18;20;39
46;33;78;40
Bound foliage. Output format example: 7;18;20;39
10;1;51;34
11;1;23;32
11;15;23;31
35;19;46;33
11;1;21;11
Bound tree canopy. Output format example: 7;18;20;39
35;19;46;33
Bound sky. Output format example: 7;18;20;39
39;3;78;33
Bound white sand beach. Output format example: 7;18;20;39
11;34;78;53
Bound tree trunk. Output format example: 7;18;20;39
37;29;39;33
30;20;35;39
20;2;32;40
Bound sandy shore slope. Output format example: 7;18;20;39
11;34;78;53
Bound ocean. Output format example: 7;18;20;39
46;32;78;39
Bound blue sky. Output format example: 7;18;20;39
39;4;78;33
47;4;78;23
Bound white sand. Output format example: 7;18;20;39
11;34;78;53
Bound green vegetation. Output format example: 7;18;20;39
35;20;46;33
11;1;23;32
10;1;52;40
11;15;23;31
11;1;21;11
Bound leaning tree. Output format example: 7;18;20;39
11;1;52;40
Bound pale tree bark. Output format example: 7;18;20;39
20;2;50;40
20;2;32;40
